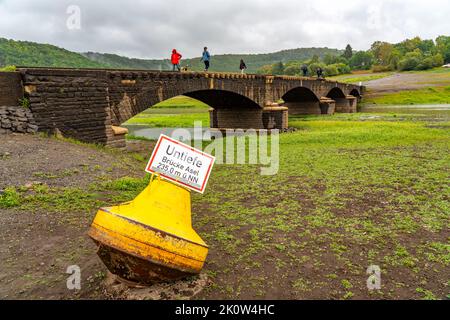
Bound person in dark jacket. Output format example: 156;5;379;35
316;67;324;79
200;47;210;72
301;64;308;76
171;49;182;71
239;59;247;74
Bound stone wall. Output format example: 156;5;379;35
0;106;38;134
0;72;23;106
215;108;264;129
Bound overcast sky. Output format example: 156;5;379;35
0;0;449;59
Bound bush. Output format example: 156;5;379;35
0;65;16;72
323;64;339;76
432;53;444;67
416;57;434;70
284;65;301;75
334;63;351;74
399;56;420;70
349;51;374;70
372;64;393;72
256;64;272;75
271;62;285;75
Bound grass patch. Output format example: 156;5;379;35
124;112;209;127
152;96;210;109
125;134;154;141
0;65;16;72
363;86;450;105
0;187;21;208
329;72;393;84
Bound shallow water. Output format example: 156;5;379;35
123;126;213;141
360;104;450;121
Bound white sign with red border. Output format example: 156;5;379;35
145;134;215;193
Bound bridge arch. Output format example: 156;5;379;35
110;88;265;131
281;86;321;115
349;88;360;97
185;89;264;129
349;88;361;103
326;87;346;99
325;87;357;113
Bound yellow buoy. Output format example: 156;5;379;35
88;175;208;284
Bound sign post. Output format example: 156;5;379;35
145;134;215;194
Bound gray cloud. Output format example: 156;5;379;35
0;0;449;59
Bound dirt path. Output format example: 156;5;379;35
364;70;450;97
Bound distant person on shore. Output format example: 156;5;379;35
316;67;324;79
200;47;210;72
239;59;247;74
301;64;308;77
171;49;182;71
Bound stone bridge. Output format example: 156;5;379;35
1;67;364;147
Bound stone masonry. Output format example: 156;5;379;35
3;67;364;146
0;106;38;134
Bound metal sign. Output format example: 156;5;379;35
145;134;215;193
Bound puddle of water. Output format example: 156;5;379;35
360;104;450;121
122;126;214;141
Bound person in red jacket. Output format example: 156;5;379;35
171;49;182;71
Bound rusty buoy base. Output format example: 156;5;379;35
96;243;196;284
88;177;208;285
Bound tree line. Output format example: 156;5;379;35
257;35;450;77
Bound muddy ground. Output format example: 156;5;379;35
0;134;150;299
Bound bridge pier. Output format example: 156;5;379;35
334;96;357;113
262;105;288;129
106;126;128;149
283;101;321;115
209;105;288;130
346;95;357;113
210;107;264;129
319;97;336;114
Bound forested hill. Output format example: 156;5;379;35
0;38;104;68
0;37;342;72
83;47;343;73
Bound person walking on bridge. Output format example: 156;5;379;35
301;64;308;77
239;59;247;74
200;47;210;72
316;67;324;79
171;49;182;71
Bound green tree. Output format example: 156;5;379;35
398;50;422;70
349;51;373;70
370;41;394;65
323;53;338;65
271;61;285;75
309;54;320;64
323;64;339;76
284;64;301;75
435;35;450;63
343;44;353;59
395;37;423;54
431;53;444;67
256;64;272;74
